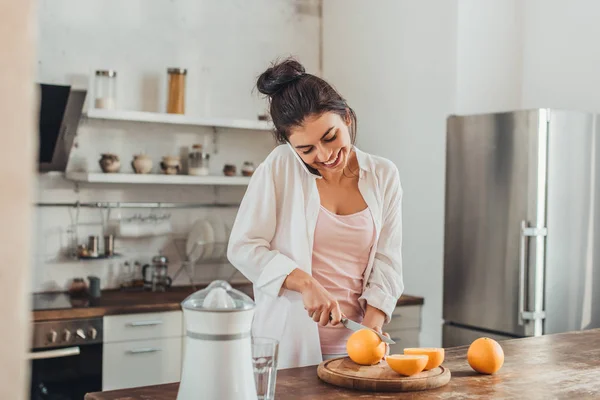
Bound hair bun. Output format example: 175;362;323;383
256;58;306;96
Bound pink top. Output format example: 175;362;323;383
312;205;376;355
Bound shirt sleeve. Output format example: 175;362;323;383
227;161;298;298
359;164;404;323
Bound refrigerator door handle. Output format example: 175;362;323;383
518;220;548;326
518;221;527;326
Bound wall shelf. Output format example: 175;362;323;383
85;108;274;131
66;172;252;186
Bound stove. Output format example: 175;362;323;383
30;293;104;399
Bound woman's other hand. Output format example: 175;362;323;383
302;278;342;326
283;268;342;326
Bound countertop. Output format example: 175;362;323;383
33;283;424;322
85;328;600;400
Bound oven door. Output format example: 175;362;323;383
29;344;102;400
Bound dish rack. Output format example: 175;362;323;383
171;238;233;287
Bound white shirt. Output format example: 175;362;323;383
227;143;404;369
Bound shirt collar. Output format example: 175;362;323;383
286;142;371;178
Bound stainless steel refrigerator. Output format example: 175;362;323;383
443;109;600;347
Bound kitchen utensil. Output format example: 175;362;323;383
242;161;255;177
87;276;101;298
88;236;99;257
104;235;114;256
160;156;181;175
317;357;451;392
131;154;153;174
167;68;187;114
94;69;117;109
178;280;257;400
331;315;395;345
142;254;172;292
188;144;210;176
252;337;279;400
223;164;236;176
68;278;88;299
342;317;395;345
99;153;120;173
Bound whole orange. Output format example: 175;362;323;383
346;329;386;365
467;337;504;374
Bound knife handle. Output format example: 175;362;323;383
328;313;347;323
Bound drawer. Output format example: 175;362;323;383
104;311;183;343
102;337;183;391
387;305;421;331
388;328;420;354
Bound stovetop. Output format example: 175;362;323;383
32;292;98;311
32;292;73;311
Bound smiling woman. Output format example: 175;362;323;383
227;57;404;369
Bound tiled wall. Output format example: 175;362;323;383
33;0;321;292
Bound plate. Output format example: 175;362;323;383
206;214;227;259
186;219;212;263
198;220;215;260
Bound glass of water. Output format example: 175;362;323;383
252;337;279;400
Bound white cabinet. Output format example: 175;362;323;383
104;310;183;343
386;305;422;354
102;311;183;391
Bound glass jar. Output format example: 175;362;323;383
241;161;255;177
94;70;117;109
188;144;210;176
167;68;187;114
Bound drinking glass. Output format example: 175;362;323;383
252;337;279;400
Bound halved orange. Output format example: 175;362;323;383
385;354;429;376
403;348;445;370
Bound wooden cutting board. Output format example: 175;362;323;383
317;357;451;392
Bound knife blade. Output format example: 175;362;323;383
339;317;396;345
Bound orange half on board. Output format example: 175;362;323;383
386;354;429;376
403;348;445;370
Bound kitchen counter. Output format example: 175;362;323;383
33;284;423;322
85;328;600;399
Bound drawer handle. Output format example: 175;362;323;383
127;320;163;327
127;347;161;354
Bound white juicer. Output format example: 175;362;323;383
177;280;257;400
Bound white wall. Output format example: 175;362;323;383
457;0;600;114
456;0;523;114
323;0;458;347
521;0;600;112
34;0;321;292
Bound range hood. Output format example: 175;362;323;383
37;83;86;172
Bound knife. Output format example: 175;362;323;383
331;315;396;345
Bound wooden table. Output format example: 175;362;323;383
85;328;600;399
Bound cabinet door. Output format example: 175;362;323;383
386;305;422;353
388;329;420;354
387;305;422;332
103;311;183;343
102;337;183;391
